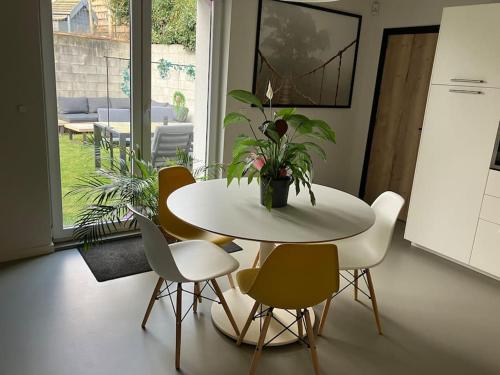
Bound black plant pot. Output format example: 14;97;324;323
260;176;292;208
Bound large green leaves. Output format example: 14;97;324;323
228;90;264;114
276;108;296;120
287;115;336;143
308;120;336;143
224;112;250;128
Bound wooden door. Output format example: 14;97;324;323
363;32;438;220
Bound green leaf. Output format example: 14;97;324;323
247;166;258;185
302;142;326;159
224;112;250;128
263;180;273;211
226;161;246;186
310;120;336;143
288;114;313;134
228;90;264;112
276;108;296;120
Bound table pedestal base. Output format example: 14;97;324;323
211;288;315;346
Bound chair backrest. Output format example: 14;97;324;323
158;166;196;232
362;191;405;265
247;244;340;310
151;105;175;122
128;205;186;282
151;124;193;167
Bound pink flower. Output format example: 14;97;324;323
253;156;266;171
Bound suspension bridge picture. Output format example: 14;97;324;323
253;0;362;108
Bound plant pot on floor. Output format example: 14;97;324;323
260;176;292;208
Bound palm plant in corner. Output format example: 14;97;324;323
68;141;222;249
224;83;336;210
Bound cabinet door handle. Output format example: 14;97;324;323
449;89;484;95
450;78;486;84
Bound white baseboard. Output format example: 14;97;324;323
0;243;55;263
411;242;500;282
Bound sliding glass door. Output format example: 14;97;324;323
42;0;217;242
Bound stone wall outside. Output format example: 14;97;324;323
53;33;196;110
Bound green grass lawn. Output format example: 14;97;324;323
59;134;121;227
60;134;96;226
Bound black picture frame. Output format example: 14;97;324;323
252;0;362;108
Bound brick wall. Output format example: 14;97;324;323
53;33;196;110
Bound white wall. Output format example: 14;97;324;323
1;0;499;261
0;0;53;261
221;0;500;194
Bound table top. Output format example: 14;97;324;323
93;121;192;135
167;179;375;244
64;122;94;132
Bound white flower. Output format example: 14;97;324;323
266;81;274;101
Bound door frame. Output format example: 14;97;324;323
359;25;440;198
40;0;223;243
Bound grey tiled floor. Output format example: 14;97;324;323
1;224;499;375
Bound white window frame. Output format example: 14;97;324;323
40;0;223;243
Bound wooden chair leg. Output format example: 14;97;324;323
211;279;240;336
142;276;164;329
175;283;183;370
252;252;260;268
237;301;260;346
304;309;320;375
366;269;383;335
227;273;236;289
296;309;304;337
193;282;199;313
354;269;359;301
317;296;332;336
249;308;273;375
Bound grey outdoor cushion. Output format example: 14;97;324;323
151;106;175;122
97;108;130;122
59;113;99;123
110;97;131;109
88;97;109;113
151;100;168;107
58;97;88;114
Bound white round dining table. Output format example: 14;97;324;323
167;178;375;346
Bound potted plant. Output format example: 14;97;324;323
68;143;222;248
224;83;336;210
172;91;189;122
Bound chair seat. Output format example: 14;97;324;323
164;221;233;246
170;240;239;282
335;237;382;270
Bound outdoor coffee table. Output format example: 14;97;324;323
167;178;375;346
64;122;94;141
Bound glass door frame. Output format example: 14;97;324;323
40;0;222;243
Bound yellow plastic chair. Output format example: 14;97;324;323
236;244;340;375
158;166;236;289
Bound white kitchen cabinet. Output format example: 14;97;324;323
470;220;500;277
405;85;500;264
485;169;500;198
480;195;500;225
431;4;500;88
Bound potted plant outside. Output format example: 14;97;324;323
172;91;189;122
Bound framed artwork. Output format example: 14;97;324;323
252;0;362;108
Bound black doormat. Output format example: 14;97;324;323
78;236;243;282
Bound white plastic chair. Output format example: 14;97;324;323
318;191;405;336
151;124;193;168
129;206;240;370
